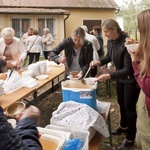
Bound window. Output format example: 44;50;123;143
12;18;30;38
83;20;102;33
37;18;55;36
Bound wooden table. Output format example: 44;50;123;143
89;102;112;150
0;65;65;109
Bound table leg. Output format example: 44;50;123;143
33;91;38;105
107;112;112;146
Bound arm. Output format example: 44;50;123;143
0;106;42;150
46;34;54;46
49;38;67;63
132;62;150;97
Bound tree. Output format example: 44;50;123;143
117;0;149;40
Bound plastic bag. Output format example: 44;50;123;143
64;138;83;150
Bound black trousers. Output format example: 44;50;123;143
43;51;50;60
28;52;40;65
116;80;140;141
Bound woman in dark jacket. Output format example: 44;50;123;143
49;27;93;78
90;19;140;150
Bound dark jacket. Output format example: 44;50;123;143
95;34;104;57
100;33;136;84
0;60;7;73
0;107;42;150
49;37;93;76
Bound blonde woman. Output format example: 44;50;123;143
49;26;93;78
128;9;150;150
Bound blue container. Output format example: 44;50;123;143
61;80;97;110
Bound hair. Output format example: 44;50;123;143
101;19;123;34
43;28;49;33
33;29;39;35
71;27;85;46
1;27;15;39
137;9;150;76
28;27;33;31
93;25;101;34
80;25;88;32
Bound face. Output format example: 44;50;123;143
43;30;48;35
28;30;33;36
4;38;13;45
72;35;82;48
102;26;118;40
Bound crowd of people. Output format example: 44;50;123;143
0;8;150;150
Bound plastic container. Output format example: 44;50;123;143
38;127;66;150
61;80;97;110
45;125;90;150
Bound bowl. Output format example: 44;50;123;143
36;75;49;80
125;43;139;53
6;101;26;117
84;77;97;85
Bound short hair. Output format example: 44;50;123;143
80;25;88;32
43;28;49;33
93;25;101;34
33;29;39;35
1;27;15;39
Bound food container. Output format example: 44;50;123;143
6;101;26;117
61;80;97;110
125;43;139;52
38;127;66;150
45;125;90;150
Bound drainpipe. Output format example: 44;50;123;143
64;14;70;38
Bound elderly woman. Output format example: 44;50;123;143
42;28;55;59
0;27;27;72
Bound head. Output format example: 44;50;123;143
92;25;101;35
43;28;49;35
1;27;15;45
71;27;86;47
27;27;33;36
33;29;39;35
80;25;88;33
101;19;121;40
137;9;150;76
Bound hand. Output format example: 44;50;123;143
77;71;83;78
16;58;23;67
59;56;66;64
127;50;140;62
96;74;111;82
15;105;41;123
7;60;17;68
90;61;100;67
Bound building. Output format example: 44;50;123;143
0;0;119;45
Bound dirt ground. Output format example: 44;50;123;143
36;81;126;150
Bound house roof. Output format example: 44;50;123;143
0;0;119;10
0;8;70;15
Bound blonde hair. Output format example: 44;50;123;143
137;9;150;76
1;27;15;39
71;27;85;46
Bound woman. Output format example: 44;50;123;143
92;25;104;58
0;27;27;71
42;28;55;60
127;9;150;150
49;26;93;78
26;29;42;65
90;19;140;149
